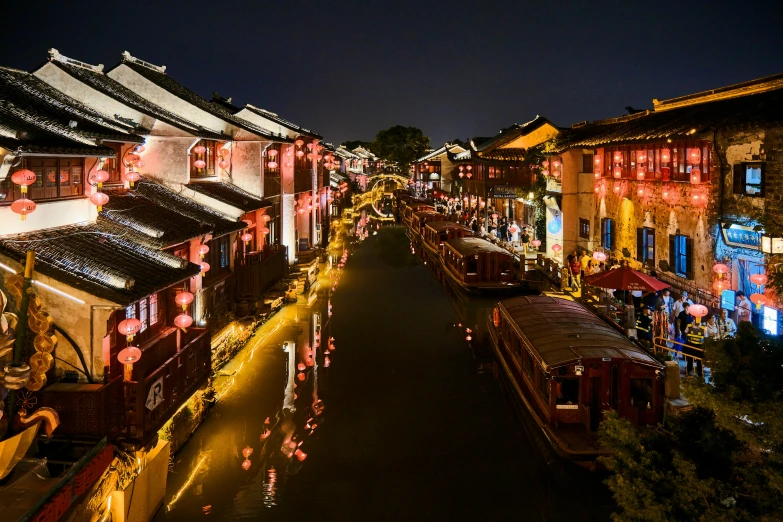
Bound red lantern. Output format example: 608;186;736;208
295;139;304;147
541;161;549;168
260;226;270;235
294;449;307;461
175;291;194;310
688;148;701;164
306;143;314;150
125;153;140;165
90;191;109;211
552;160;561;168
194;159;206;170
200;261;210;274
712;263;729;278
241;459;252;471
174;313;193;330
297;362;306;372
297;372;306;382
660;149;671;162
124;171;140;186
198;244;209;258
593;251;607;262
637;169;645;181
90;170;110;188
613;151;623;163
241;232;253;244
552;244;563;253
541;170;549;177
118;318;142;340
661;166;671;181
613;183;621;194
594;170;601;179
268;161;278;169
637;187;645;196
10;198;36;221
613;167;622;179
688;304;709;323
194;145;206;154
11;169;36;194
261;214;271;223
636;151;647;164
750;293;767;309
219;159;229;169
750;273;768;286
117;346;142;364
531;239;541;247
219;148;230;158
690;168;701;184
268;149;278;157
713;280;729;293
296;150;304;158
242;446;253;458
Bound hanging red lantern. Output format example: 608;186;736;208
175;291;194;310
174;313;193;330
90;192;109;211
134;145;145;153
194;159;206;170
198;244;209;258
297;372;306;382
297;362;306;372
268;149;278;157
541;170;549;176
660;148;671;162
661;166;671;181
713;280;729;293
552;244;563;253
260;226;270;235
637;186;645;196
241;459;252;471
295;139;304;147
690;168;701;184
268;161;278;169
531;239;541;247
124;171;140;186
11;199;36;221
294;449;307;461
613;151;623;163
307;143;314;150
194;145;206;154
613;167;622;179
125;153;140;166
242;446;253;458
688;304;709;323
688;148;701;164
552;160;561;168
637;169;645;181
11;169;36;194
219;159;229;169
593;251;607;262
118;318;142;341
710;263;728;279
750;273;768;286
241;232;253;244
219;148;230;158
90;170;110;188
296;150;304;158
200;261;211;275
261;214;271;223
117;346;142;364
750;293;768;309
541;161;549;168
636;151;647;164
135;160;145;169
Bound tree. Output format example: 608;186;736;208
599;323;783;521
342;140;373;151
371;126;430;173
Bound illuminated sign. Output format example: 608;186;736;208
490;185;519;199
721;223;760;250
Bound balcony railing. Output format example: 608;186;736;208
123;327;211;446
234;246;287;300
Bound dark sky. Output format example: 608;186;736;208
2;0;781;147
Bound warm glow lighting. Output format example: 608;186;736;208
0;262;85;303
167;454;208;511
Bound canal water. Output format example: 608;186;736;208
155;225;614;521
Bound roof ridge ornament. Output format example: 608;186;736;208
48;48;104;73
246;103;279;118
121;51;167;74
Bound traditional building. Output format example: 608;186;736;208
413;142;466;193
547;72;783;324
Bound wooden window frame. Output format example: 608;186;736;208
579;218;590;239
1;156;87;205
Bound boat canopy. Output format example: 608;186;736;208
446;237;512;257
498;296;663;370
425;221;471;233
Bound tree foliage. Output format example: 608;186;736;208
599;322;783;521
371;126;430;173
342;140;373;151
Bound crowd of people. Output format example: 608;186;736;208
445;205;535;253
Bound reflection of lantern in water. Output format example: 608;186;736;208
243;446;253;458
261;429;271;439
297;362;306;372
297;372;306;381
242;459;252;470
324;356;331;367
294;449;307;461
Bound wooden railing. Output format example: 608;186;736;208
123;328;211;446
234;246;287;301
42;377;125;438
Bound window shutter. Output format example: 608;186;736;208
637;228;644;262
685;236;695;280
669;234;676;272
733;163;744;194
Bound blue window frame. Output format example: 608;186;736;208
601;218;614;250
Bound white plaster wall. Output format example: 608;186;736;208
235;108;296;139
231;141;264;196
177;185;244;220
281;194;295;264
0;198;91;235
108;64;234;136
139;136;194;185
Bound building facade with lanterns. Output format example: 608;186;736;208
413;142;467;194
542;72;783;329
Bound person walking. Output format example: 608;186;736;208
579;251;590;279
636;306;653;347
510;221;520;247
677;301;693;346
684;320;705;378
671;292;693;339
520;228;530;254
736;291;752;324
570;254;582;288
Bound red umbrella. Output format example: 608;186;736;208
584;267;669;292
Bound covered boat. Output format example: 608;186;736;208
422;221;472;259
489;295;664;459
442;237;517;293
408;210;446;241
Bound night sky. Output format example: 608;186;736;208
1;0;780;147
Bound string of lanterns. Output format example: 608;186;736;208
10;168;37;220
193;145;207;172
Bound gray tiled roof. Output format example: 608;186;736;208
186;181;270;213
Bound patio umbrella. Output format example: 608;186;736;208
584;267;670;292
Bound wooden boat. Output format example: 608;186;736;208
408;210;446;243
488;295;664;460
399;200;434;228
441;237;519;294
421;221;472;262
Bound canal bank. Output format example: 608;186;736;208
155;225;613;521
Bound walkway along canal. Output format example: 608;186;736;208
154;225;613;521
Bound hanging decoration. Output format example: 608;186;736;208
688;304;709;323
198;244;209;258
118;318;142;342
89;170;110;189
174;313;193;330
593;251;607;262
90;191;109;212
750;273;768;287
712;263;729;279
175;291;194;311
750;293;767;310
551;244;563;253
241;232;253;245
193;145;207;172
10;169;38;221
